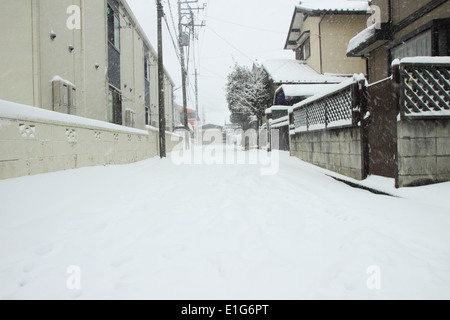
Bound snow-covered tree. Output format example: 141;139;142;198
225;63;272;131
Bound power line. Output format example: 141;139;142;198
207;25;254;63
201;48;287;60
198;74;225;80
163;12;181;63
200;65;226;79
197;0;209;69
167;0;179;42
208;15;286;34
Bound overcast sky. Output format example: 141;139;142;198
128;0;300;125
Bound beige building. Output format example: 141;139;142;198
347;0;450;83
0;0;174;131
0;0;182;180
284;1;370;75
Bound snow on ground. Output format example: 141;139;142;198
1;148;450;300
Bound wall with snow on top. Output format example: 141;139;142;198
0;100;183;180
397;118;450;187
291;126;363;180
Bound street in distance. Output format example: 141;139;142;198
181;305;269;317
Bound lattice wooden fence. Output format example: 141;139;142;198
401;63;450;117
292;81;359;132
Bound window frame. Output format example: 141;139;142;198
144;56;150;82
107;5;121;52
108;86;122;125
297;37;311;61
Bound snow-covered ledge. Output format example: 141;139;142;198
0;99;148;135
0;99;163;180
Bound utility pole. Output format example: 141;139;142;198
194;68;199;143
178;1;189;138
178;0;206;146
157;0;166;158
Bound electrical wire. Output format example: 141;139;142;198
208;15;286;34
167;0;179;42
206;25;254;62
163;13;182;64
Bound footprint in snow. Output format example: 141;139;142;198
22;262;35;273
34;244;54;256
110;256;134;268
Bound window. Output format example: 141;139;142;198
298;38;311;60
108;87;122;125
144;55;151;125
125;109;136;128
391;30;432;60
303;38;310;60
144;56;150;81
107;5;120;50
114;15;120;49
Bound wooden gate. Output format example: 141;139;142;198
365;78;399;178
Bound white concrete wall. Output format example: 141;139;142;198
0;101;183;180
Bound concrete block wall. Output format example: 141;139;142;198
0;117;183;180
397;118;450;187
290;126;363;180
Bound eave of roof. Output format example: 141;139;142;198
347;23;393;57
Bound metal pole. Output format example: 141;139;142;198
178;1;189;147
157;0;166;158
195;68;199;143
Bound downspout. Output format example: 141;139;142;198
388;0;393;24
318;13;326;74
365;57;369;82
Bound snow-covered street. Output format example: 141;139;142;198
1;148;450;300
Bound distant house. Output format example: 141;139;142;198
260;59;346;95
347;0;450;83
200;124;224;145
285;0;370;75
181;108;200;131
173;103;183;128
202;124;223;131
257;59;347;124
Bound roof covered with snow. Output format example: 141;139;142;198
276;83;339;98
346;23;392;57
400;56;450;65
265;105;292;115
285;1;371;50
296;0;371;14
347;24;378;54
262;60;346;84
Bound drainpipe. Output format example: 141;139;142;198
388;0;393;24
318;14;326;74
